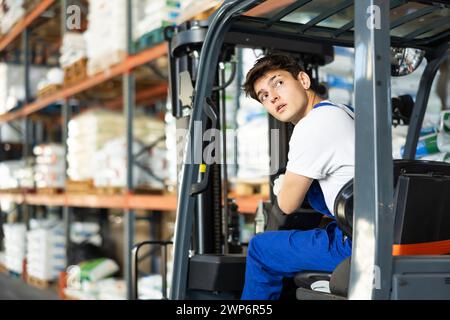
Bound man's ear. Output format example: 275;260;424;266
297;71;311;90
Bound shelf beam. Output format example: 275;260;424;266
0;43;168;124
0;192;265;213
0;0;55;52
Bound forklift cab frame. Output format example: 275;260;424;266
169;0;450;300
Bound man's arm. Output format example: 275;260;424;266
277;171;313;214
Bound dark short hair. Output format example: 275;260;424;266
243;54;308;101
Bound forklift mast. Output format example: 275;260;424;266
166;1;334;299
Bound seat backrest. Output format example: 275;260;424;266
334;160;450;255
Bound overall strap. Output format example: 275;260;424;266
313;101;354;119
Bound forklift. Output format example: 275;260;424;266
162;0;450;300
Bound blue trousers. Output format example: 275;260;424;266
241;222;352;300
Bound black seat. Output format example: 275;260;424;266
296;160;450;299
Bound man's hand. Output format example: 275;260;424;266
273;174;285;197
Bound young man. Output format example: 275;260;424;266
241;54;354;300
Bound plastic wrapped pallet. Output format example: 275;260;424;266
2;223;26;274
26;221;66;281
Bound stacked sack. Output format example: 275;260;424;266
84;0;130;75
0;159;34;189
71;222;102;246
93;117;167;189
59;32;87;69
177;0;222;24
26;220;66;281
0;0;25;35
134;0;181;40
67;109;124;181
0;63;48;114
3;223;27;274
33;144;65;188
398;110;450;162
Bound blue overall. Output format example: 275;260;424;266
241;101;354;300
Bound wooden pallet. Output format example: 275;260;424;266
233;179;270;197
94;186;125;195
134;186;165;195
36;187;64;195
87;50;127;77
0;263;7;274
94;185;164;195
65;179;96;194
37;84;63;99
63;58;88;87
78;79;122;101
0;188;24;194
26;274;51;289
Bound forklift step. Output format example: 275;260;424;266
188;254;246;292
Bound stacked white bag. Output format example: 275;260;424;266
134;0;181;40
70;222;102;246
3;223;27;274
67;109;124;181
26;220;66;281
0;159;34;189
0;0;25;35
33;144;66;188
0;63;48;114
84;0;129;75
68;109;168;188
93;117;167;189
59;32;87;69
177;0;221;24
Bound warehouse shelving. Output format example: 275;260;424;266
0;0;175;299
0;1;268;299
0;0;56;52
0;44;169;123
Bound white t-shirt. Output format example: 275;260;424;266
286;101;355;215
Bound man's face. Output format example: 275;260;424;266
253;69;310;124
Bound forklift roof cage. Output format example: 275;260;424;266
170;0;450;300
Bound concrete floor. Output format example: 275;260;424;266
0;273;59;300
